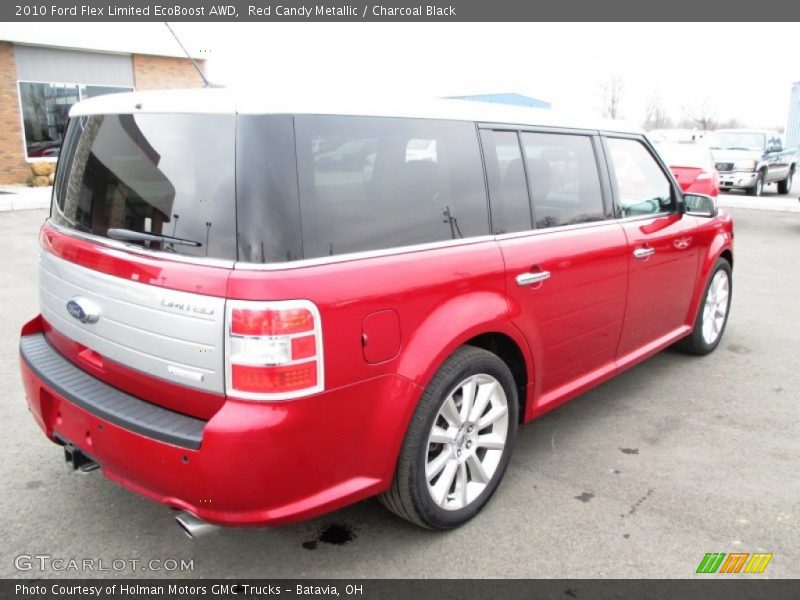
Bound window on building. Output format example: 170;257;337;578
18;82;131;160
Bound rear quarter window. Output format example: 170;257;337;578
235;115;302;263
294;115;490;259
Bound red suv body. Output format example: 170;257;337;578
19;91;734;530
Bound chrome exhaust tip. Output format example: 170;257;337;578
175;511;217;539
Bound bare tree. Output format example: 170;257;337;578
682;98;717;131
717;117;745;130
599;75;624;120
643;92;673;130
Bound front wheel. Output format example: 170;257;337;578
777;169;794;195
379;345;518;529
675;258;732;355
746;172;764;196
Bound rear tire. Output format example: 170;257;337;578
777;168;794;195
746;172;764;196
379;345;518;529
675;258;732;356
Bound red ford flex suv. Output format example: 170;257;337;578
19;90;733;533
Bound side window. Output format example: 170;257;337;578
520;132;605;229
481;130;532;234
606;138;674;217
767;133;783;151
295;116;489;259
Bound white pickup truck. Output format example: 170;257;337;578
706;129;797;196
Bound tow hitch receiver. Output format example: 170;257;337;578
63;442;100;474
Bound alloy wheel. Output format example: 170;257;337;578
425;374;509;511
702;269;730;345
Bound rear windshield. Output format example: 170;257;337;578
52;113;237;260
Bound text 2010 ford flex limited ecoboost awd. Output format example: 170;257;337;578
19;91;733;532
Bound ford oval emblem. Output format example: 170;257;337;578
66;297;101;324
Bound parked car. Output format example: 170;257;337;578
653;141;719;197
648;128;706;144
26;140;62;158
19;91;734;534
706;129;797;196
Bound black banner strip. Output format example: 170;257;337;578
3;0;799;22
4;579;800;600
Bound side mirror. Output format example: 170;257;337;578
684;193;718;218
766;144;783;153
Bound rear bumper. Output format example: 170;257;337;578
719;171;758;189
20;325;420;527
20;334;205;449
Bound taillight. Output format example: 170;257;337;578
225;300;324;400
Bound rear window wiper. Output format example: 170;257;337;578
107;228;202;247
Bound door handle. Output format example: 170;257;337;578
633;247;655;259
516;271;551;286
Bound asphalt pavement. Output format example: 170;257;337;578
1;197;798;579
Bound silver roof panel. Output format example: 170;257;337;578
69;88;643;134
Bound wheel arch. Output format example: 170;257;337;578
720;248;733;269
685;240;734;330
464;332;529;424
394;292;535;425
376;293;536;491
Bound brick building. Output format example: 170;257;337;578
0;24;209;184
